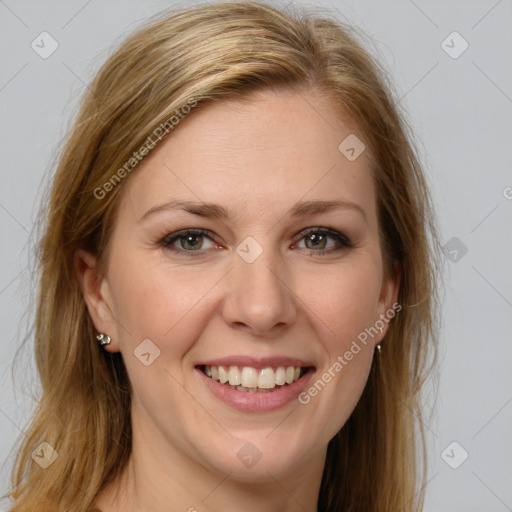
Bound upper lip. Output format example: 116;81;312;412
195;356;315;369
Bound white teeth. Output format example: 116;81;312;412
241;367;258;388
258;367;275;389
236;385;260;393
228;366;241;386
275;366;286;385
218;366;229;384
203;364;304;390
285;366;295;384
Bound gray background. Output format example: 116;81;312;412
1;0;511;510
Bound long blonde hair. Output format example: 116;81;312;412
5;2;441;510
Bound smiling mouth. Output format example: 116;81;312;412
197;364;313;393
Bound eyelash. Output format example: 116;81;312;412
159;227;353;257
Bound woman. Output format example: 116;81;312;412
5;2;441;511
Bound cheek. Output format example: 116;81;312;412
110;245;383;362
109;253;218;347
297;269;379;441
296;258;380;417
302;258;382;346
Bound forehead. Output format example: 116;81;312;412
116;89;377;227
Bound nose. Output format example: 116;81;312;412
221;245;297;337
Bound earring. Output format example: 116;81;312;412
96;333;111;347
376;343;382;353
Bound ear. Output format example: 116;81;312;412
375;259;402;344
74;248;120;352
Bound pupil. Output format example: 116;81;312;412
307;233;325;249
183;234;201;250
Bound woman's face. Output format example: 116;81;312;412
80;89;399;485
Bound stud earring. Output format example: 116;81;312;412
96;333;111;347
376;343;382;353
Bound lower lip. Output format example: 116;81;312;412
196;368;314;412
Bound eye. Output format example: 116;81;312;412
160;229;218;256
293;227;352;255
159;227;352;257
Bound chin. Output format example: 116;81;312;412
198;432;319;483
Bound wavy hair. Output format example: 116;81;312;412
5;2;441;511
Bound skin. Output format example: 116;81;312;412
76;88;400;512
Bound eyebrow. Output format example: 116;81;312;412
138;199;367;223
